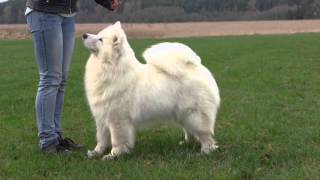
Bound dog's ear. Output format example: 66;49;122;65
112;22;123;49
114;21;122;29
113;35;121;49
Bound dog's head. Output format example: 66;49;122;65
82;21;126;62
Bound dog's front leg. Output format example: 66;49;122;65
179;128;195;145
88;124;111;159
102;121;135;160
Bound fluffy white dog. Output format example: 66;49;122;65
83;22;220;160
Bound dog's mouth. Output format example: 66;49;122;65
83;36;99;53
83;43;98;53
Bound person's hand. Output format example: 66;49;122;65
95;0;120;10
111;0;121;10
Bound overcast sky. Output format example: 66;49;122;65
0;0;8;3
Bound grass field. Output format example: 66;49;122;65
0;34;319;179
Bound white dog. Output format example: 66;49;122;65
83;22;220;160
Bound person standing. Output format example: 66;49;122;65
25;0;121;154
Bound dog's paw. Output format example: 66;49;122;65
179;138;194;145
102;153;117;161
201;144;219;154
179;140;188;145
87;150;99;159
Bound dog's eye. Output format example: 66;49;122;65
99;38;103;42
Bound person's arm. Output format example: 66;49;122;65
95;0;121;11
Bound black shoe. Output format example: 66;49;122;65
41;143;71;155
58;136;84;150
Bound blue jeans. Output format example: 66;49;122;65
26;11;75;149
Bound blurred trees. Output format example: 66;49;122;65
0;0;319;23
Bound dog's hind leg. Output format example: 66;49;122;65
102;121;135;160
182;110;218;154
88;122;111;159
196;131;218;154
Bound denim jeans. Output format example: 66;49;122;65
26;11;75;149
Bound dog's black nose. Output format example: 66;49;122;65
82;33;88;39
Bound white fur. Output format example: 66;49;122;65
143;43;201;76
83;22;221;160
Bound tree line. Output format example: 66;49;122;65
0;0;319;24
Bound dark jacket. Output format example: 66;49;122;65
26;0;113;14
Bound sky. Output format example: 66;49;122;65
0;0;8;3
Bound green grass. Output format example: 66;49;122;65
0;34;320;179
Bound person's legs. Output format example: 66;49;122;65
54;16;75;136
27;11;64;149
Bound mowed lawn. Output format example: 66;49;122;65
0;34;319;179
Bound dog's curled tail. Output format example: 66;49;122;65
143;42;201;76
